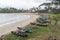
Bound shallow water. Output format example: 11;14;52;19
0;14;30;26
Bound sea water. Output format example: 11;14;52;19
0;14;30;26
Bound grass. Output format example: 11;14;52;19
4;24;50;40
4;14;60;40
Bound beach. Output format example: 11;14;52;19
0;13;39;36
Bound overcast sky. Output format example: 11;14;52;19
0;0;49;9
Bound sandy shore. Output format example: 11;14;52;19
0;13;39;37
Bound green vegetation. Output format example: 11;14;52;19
0;8;28;13
3;14;60;40
4;24;50;40
0;0;60;13
30;0;60;13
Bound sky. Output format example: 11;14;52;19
0;0;49;9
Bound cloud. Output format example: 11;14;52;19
0;0;46;9
34;0;46;3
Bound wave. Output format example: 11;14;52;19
0;14;30;27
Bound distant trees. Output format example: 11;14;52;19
0;8;28;13
34;0;60;14
0;0;60;13
30;2;53;13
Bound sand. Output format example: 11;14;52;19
0;13;39;37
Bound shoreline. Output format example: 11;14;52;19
0;13;39;37
0;14;30;26
0;15;30;27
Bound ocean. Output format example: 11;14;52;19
0;14;30;26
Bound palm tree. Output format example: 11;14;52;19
39;3;52;13
50;0;60;13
